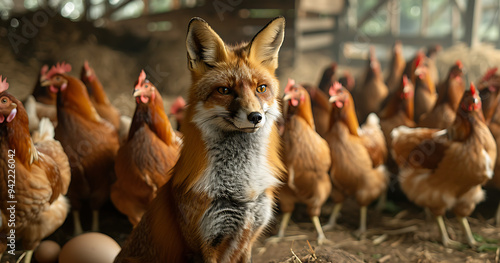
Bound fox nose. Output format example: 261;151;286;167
247;112;263;125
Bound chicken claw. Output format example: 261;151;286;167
436;216;464;249
323;203;342;231
458;217;481;248
265;212;291;244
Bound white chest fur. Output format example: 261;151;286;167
191;102;280;259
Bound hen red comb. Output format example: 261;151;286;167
470;82;477;96
170;96;186;115
284;78;295;93
40;65;49;75
455;60;463;69
329;82;343;97
39;65;49;81
414;52;424;68
482;67;498;81
84;60;91;72
46;62;72;79
135;70;147;90
402;74;408;86
0;76;9;93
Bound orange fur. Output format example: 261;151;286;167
115;17;286;263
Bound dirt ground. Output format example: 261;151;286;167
2;12;500;263
2;193;500;263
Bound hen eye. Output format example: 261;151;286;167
1;98;7;104
257;84;267;93
217;87;231;95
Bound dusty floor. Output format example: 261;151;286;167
2;194;499;263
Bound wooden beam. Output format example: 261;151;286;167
480;2;500;41
102;0;134;19
357;0;389;28
450;0;465;18
463;0;482;47
451;2;461;42
427;0;450;26
389;0;400;35
347;0;358;31
420;0;428;36
346;34;454;47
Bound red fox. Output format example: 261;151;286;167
114;16;285;263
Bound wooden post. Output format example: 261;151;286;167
347;0;357;31
497;1;500;48
420;0;428;36
463;0;482;47
389;0;400;36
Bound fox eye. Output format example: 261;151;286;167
257;84;267;93
217;87;231;95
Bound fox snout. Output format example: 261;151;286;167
232;108;266;131
248;112;263;125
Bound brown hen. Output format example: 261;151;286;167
392;83;496;248
324;82;388;235
0;77;70;263
111;70;180;226
272;80;331;245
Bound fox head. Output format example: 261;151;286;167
185;17;285;134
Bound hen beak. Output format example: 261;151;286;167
414;66;424;76
329;95;340;103
133;89;142;97
403;85;411;94
40;79;50;87
282;94;292;101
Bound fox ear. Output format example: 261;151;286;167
248;17;285;71
186;17;227;72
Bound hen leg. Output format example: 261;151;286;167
323;203;342;231
73;211;83;235
436;216;462;248
359;206;367;233
496;202;500;227
265;212;291;244
91;210;99;232
311;216;330;245
375;191;387;212
353;206;367;239
458;217;480;247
